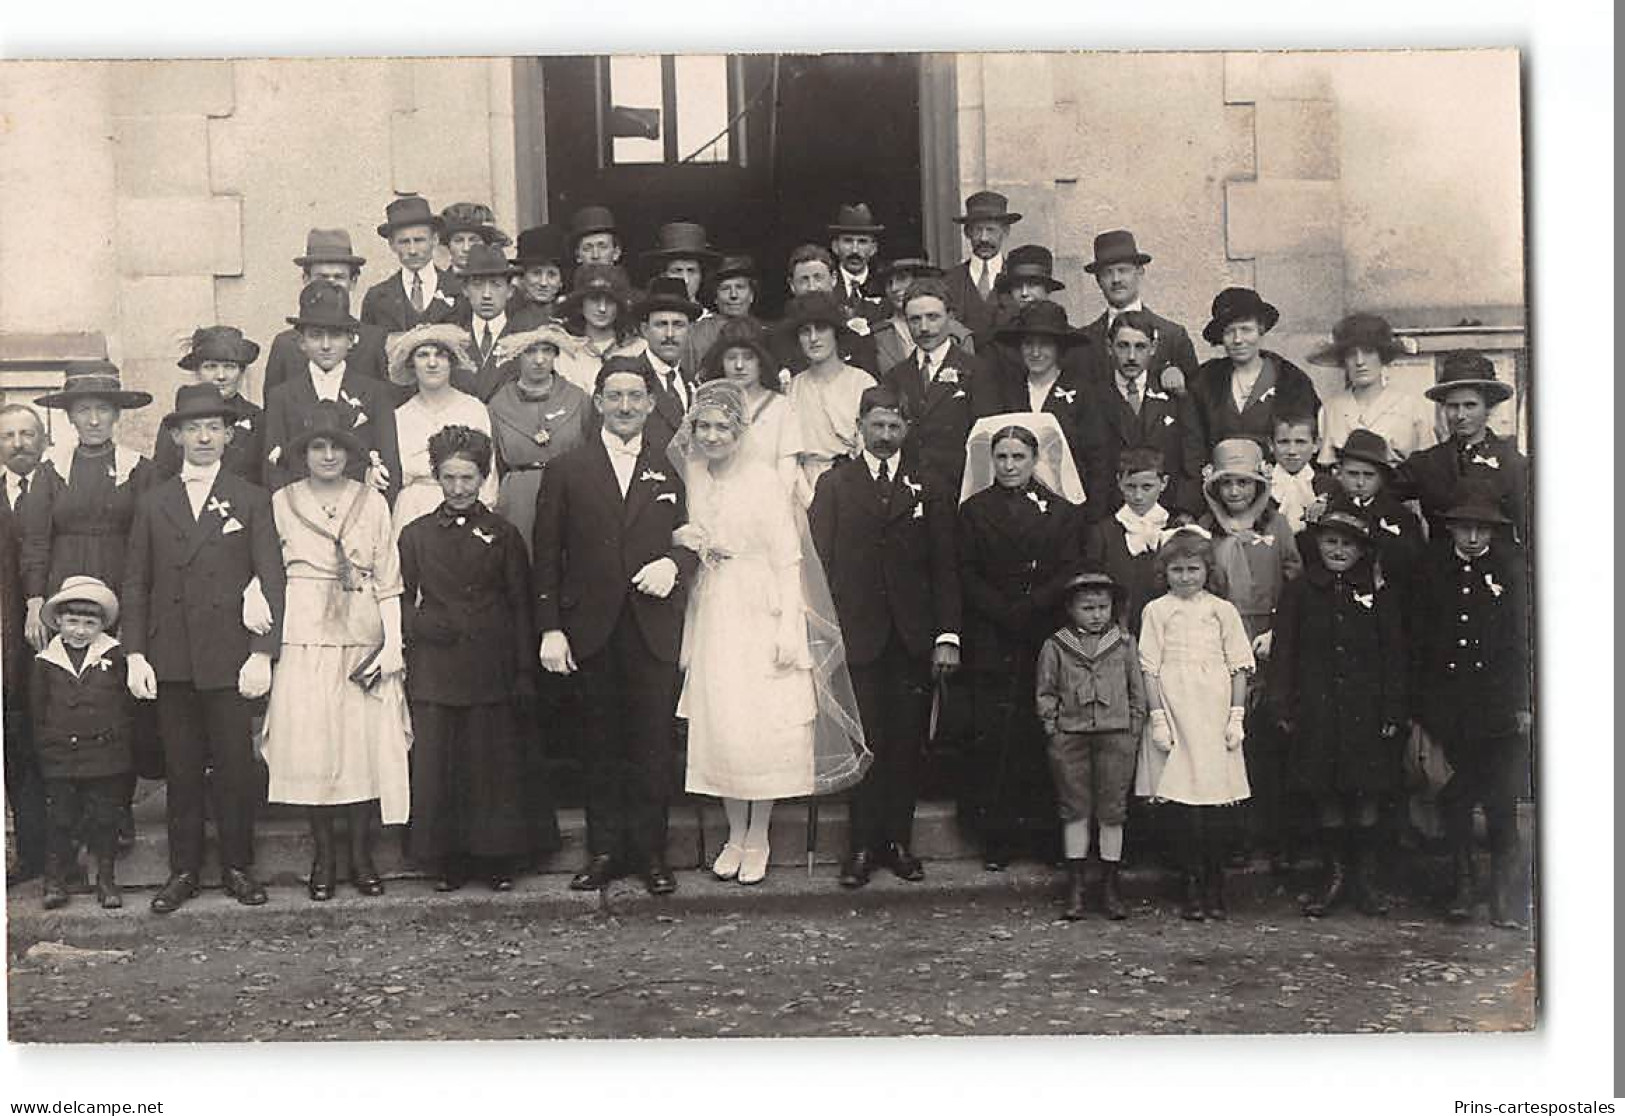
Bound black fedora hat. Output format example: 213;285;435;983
293;227;366;269
1335;428;1396;472
1202;287;1280;346
513;225;567;268
641;221;722;267
287;399;366;462
1441;478;1512;526
460;243;519;279
1424;349;1513;405
567;205;618;245
712;254;759;282
874;248;943;283
1084;229;1152;274
827;203;885;235
286;282;360;330
178;326;260;372
376;195;443;240
160;382;238;428
996;244;1065;293
952;191;1022;226
993;299;1084;346
1309;312;1408;368
781;291;848;335
634;276;703;321
36;360;153;411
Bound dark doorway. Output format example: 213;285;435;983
531;53;923;317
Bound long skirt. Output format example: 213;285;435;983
408;701;535;863
960;664;1057;844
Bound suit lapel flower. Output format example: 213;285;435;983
435;290;457;309
640;468;668;484
1258;385;1277;403
235;416;254;432
1352;590;1375;610
1470;452;1500;470
899;475;922;497
1378;517;1402;536
935;367;959;386
1052;386;1076;405
1146;388;1170;402
1484;573;1504;597
471;526;495;545
1026;489;1049;515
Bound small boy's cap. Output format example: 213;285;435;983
1442;478;1512;526
1335;428;1395;471
42;575;119;631
1063;569;1126;604
1311;498;1372;541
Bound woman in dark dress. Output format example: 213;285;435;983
956;414;1086;869
398;425;557;890
151;326;265;486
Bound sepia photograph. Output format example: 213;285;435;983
0;1;1612;1111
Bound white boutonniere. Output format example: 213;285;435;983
1484;573;1504;597
532;428;552;446
544;408;568;421
1352;590;1375;610
640;469;667;483
235;416;254;432
207;496;233;519
1146;389;1170;402
845;317;872;337
352;411;369;428
1026;490;1049;514
221;517;245;535
912;503;925;520
92;657;113;673
268;445;283;466
1470;453;1500;470
471;526;495;545
656;491;678;505
1162;414;1176;426
1053;387;1076;405
1378;518;1401;536
436;291;457;308
1258;386;1277;403
1254;534;1276;547
936;368;960;385
900;475;922;497
339;389;364;410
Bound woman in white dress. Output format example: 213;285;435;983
782;292;876;507
669;380;869;885
697;317;799;494
1310;313;1441;466
260;401;411;901
387;324;498;537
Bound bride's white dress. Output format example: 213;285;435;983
678;459;818;799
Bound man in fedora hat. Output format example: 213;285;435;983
1079;230;1198;395
263;229;390;393
624;277;703;456
154;326;265;486
264;283;401;502
872;248;974;372
770;244;880;376
456;244;526;402
439;201;511;279
642;221;721;302
827;203;889;329
509;224;569;330
124;383;287;913
1397;349;1529;548
361;196;463;336
943;191;1022;338
569;205;623;268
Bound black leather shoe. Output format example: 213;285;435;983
644;863;677;896
884;842;925;882
569;854;618;891
41;877;69;910
434;874;465;892
489;875;514;892
353;871;385;898
838;849;876;889
308;854;336;902
150;871;199;914
223;867;268;907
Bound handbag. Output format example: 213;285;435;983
348;645;384;693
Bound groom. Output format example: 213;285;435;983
534;357;700;895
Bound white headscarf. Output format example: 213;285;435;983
958;411;1087;506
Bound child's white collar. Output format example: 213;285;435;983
39;631;120;677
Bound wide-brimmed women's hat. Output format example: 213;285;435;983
1202;436;1271;492
294;227;366;269
701;318;777;378
287;399;367;462
1335;428;1396;472
1062;569;1127;608
634;276;703;322
993;299;1083;346
995;244;1066;293
874;248;943;284
440;201;509;246
178;326;260;372
1441;477;1512;526
641;221;722;266
1308;312;1408;368
827;203;885;235
492;323;578;366
376;195;443;239
161;382;239;428
36;360;153;411
781;291;848;335
712;255;759;283
559;263;634;317
1310;497;1372;542
513;225;567;269
460;243;519;279
1202;287;1281;346
286;282;360;331
1084;229;1152;274
567;205;619;246
952;191;1022;226
42;575;119;631
1423;349;1513;405
386;323;477;387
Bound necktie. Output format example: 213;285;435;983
12;474;25;509
876;457;893;508
479;324;493;363
1127;382;1141;415
976;263;992;299
662;371;677;405
918;349;931;386
410;271;425;313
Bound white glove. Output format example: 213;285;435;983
374;643;405;677
1250;630;1273;660
364;449;391;493
631;557;678;599
1224;705;1246;751
242;577;274;635
126;653;158;701
539;630;577;675
237;652;273;700
1149;709;1173;753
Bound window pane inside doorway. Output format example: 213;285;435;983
675;55;729;163
608;54;663;165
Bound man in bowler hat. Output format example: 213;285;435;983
124;384;286;913
361;196;463;336
264;229;390;391
1077;230;1198;395
827;203;890;330
942;191;1022;337
533;359;701;896
457;244;526;402
622;277;703;456
569;205;623;267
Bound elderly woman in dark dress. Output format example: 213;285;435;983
956;414;1086;869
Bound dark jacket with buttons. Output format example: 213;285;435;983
1035;626;1147;735
399;501;535;706
1412;542;1531;742
29;635;133;780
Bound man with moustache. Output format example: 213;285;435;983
827;204;889;330
1077;230;1198;396
1082;309;1191;517
0;404;47;884
942;191;1022;338
360;196;463;336
624;277;702;456
263;229;391;392
879;278;981;487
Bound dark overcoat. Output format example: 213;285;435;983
29;636;133;780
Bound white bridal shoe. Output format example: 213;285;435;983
712;842;744;880
738;843;770;885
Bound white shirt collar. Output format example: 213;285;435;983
600;427;643;458
976;254;1004;282
179;459;222;487
1116;368;1147;396
841;266;870;289
1108;300;1144;321
473;312;507;341
308;360;347;401
401;264;439;301
861;449;900;479
646;352;678;378
39;631;120;678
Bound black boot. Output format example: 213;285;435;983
1302;829;1347;918
1100;861;1127;920
1180;873;1205;921
94;855;122;910
307;808;336;902
1203;858;1229;921
1487;842;1525;930
41;862;69;910
1061;859;1087;921
1445;850;1476;923
349;802;384;896
1351;828;1390;916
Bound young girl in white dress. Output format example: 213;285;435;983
1135;525;1255;922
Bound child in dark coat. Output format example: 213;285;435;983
30;576;133;910
1036;572;1147;921
1324;429;1425;599
1083;446;1173;638
1271;501;1407;917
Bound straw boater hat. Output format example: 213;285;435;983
559;263;634;317
952;191;1022;226
1308;313;1408;368
1441;478;1512;526
641;222;722;267
386;323;477;387
995;245;1066;293
286;399;367;462
36;360;152;411
285;282;360;331
827;203;885;236
177;326;260;372
1423;350;1513;406
42;575;119;631
1084;229;1152;274
375;195;443;239
634;276;703;322
993;300;1084;347
160;383;239;429
293;227;366;269
1201;287;1280;346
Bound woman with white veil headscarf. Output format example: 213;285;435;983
667;379;869;886
957;411;1086;870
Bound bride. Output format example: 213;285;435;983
669;379;869;885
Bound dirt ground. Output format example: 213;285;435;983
6;872;1535;1042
